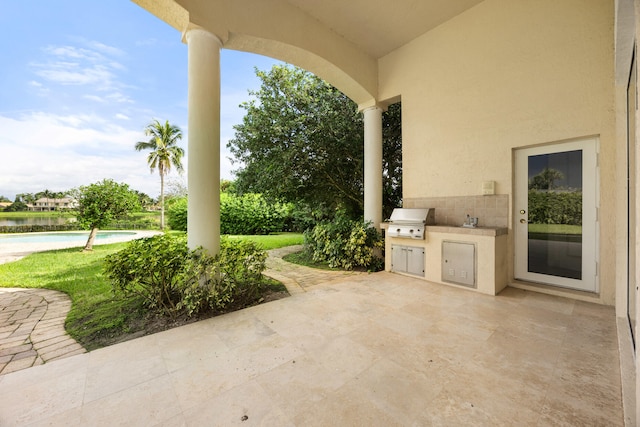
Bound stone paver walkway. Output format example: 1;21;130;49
265;245;365;294
0;288;85;375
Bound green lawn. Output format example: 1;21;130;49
0;243;132;350
282;250;341;271
0;232;303;350
528;223;582;235
228;232;304;249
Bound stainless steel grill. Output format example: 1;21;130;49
386;208;435;240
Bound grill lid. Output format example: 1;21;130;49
388;208;435;225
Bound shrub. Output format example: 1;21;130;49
304;212;383;271
215;238;267;304
167;196;188;231
180;238;267;314
104;234;268;318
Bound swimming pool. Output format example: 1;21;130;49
0;230;161;264
0;231;137;244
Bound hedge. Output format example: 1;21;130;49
168;193;291;235
0;219;159;234
528;190;582;225
0;224;81;233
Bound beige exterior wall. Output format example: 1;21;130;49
379;0;616;304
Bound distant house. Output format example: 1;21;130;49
27;197;76;212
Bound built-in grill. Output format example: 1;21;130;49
386;208;435;240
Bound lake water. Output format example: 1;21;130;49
0;216;76;226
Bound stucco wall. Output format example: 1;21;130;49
379;0;615;303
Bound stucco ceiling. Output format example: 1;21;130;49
283;0;485;58
132;0;487;104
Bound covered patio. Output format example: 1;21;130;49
130;0;633;423
0;0;631;424
0;269;622;425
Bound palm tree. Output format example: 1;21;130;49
135;119;184;229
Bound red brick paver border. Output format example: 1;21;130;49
0;288;85;375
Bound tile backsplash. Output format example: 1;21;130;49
403;195;509;228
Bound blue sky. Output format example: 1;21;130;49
0;1;281;201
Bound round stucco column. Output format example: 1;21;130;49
185;28;221;254
363;106;383;229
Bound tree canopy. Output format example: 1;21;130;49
73;179;140;250
228;65;402;220
15;190;69;204
529;167;565;191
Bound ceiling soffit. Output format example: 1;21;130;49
283;0;485;59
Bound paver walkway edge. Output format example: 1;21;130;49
0;288;85;375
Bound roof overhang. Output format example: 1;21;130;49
132;0;484;106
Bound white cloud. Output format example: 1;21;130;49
28;80;49;96
0;112;167;199
45;45;105;62
83;40;125;57
30;42;128;97
84;94;105;103
105;92;133;103
115;113;130;120
33;61;114;86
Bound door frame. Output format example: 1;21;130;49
514;137;599;292
627;45;637;347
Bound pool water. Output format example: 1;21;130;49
0;231;137;244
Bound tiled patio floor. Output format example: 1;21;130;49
0;271;623;426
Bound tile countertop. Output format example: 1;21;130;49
380;222;508;237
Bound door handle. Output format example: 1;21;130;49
520;219;527;224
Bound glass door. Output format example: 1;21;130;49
514;138;598;292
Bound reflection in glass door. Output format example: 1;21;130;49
514;138;598;292
526;150;583;280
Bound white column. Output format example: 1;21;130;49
363;106;383;229
185;28;221;254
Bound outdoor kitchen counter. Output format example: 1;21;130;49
381;223;508;236
424;225;508;236
381;223;509;295
380;222;509;237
